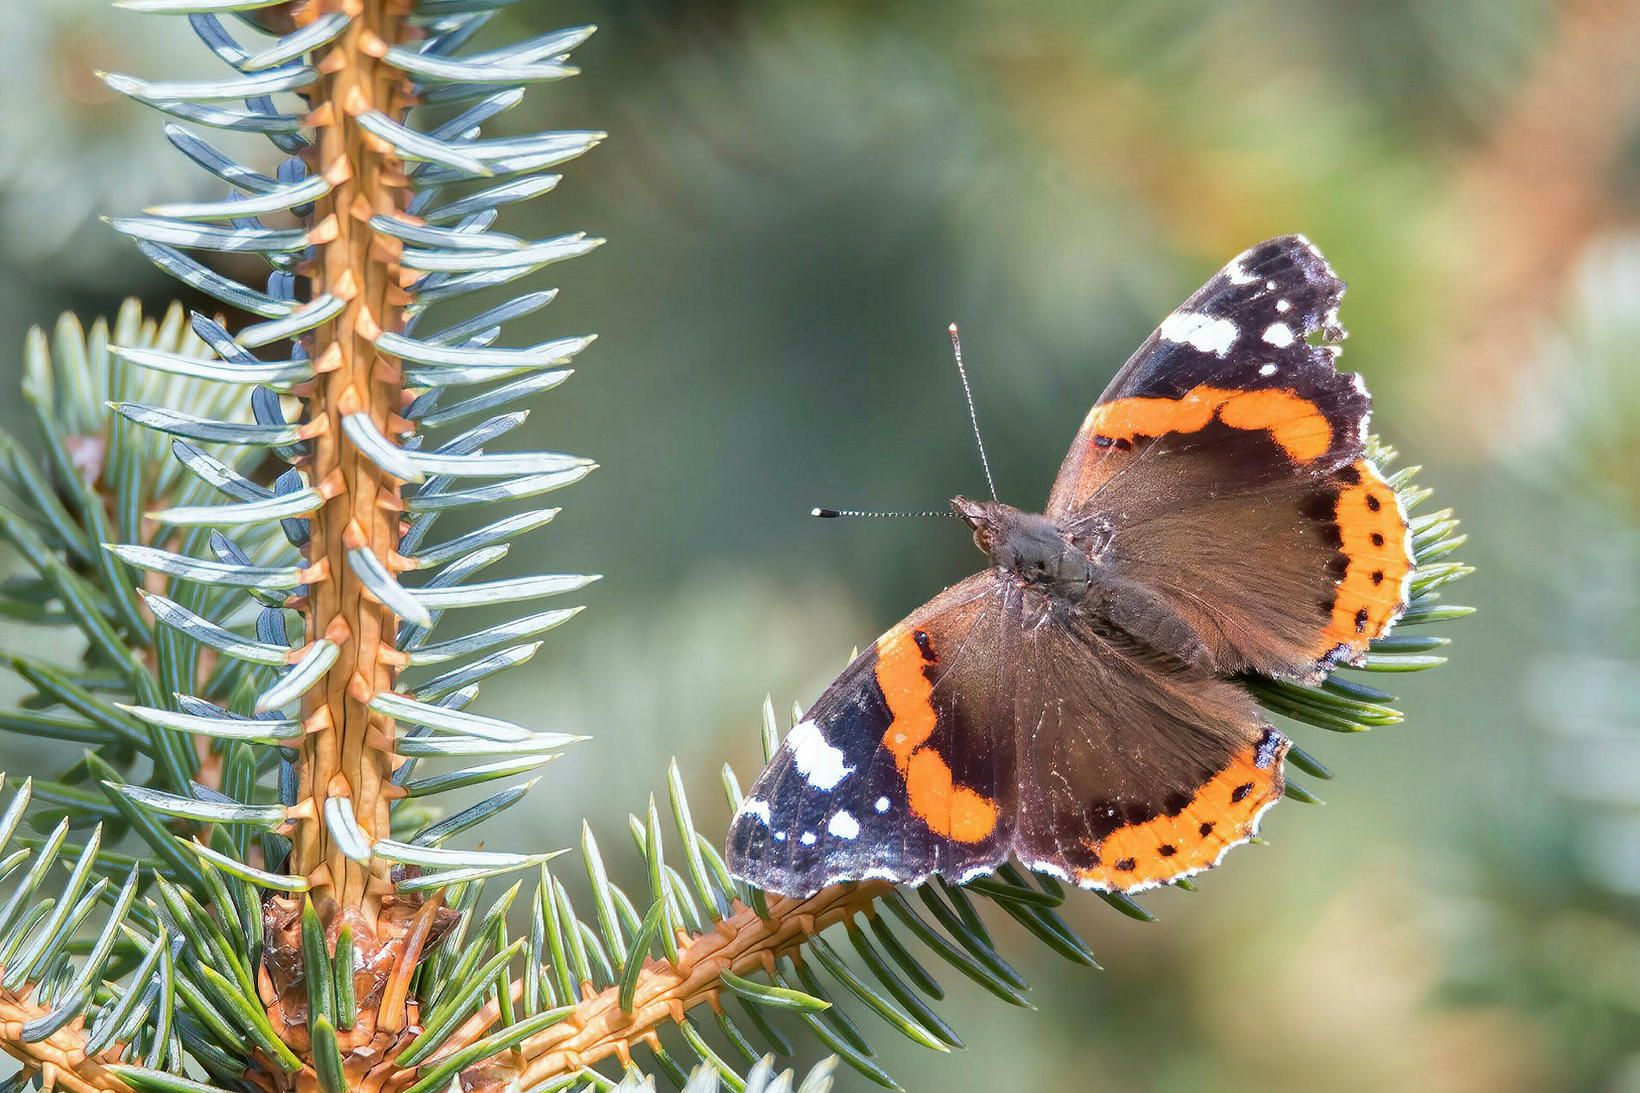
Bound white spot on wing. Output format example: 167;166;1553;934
1276;298;1291;312
787;719;852;789
799;831;816;846
1262;322;1295;347
1026;860;1071;882
738;799;771;826
827;811;860;840
1350;371;1372;444
874;797;891;813
1258;363;1278;377
1159;311;1238;356
772;831;786;841
1226;256;1257;285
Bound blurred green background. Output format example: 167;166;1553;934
3;0;1640;1089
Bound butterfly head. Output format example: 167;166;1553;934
952;495;1010;553
954;496;1103;593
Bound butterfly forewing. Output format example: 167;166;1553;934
1049;234;1412;678
728;575;1017;897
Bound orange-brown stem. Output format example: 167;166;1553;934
0;988;130;1093
290;0;417;924
431;884;892;1088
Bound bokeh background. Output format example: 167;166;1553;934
2;0;1639;1089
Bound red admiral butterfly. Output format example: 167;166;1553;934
727;235;1413;897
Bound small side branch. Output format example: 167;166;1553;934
0;990;130;1093
444;883;890;1086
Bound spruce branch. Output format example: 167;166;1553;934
454;883;894;1085
0;271;1472;1093
0;0;602;1087
0;987;129;1093
285;0;424;922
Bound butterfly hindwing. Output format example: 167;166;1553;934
1001;597;1287;891
1048;235;1412;677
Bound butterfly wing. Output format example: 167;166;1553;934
1002;596;1287;892
1047;234;1413;679
727;573;1018;897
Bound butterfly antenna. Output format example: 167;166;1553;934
811;507;953;519
948;322;998;501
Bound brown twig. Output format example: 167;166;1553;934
0;990;129;1093
428;884;892;1088
287;0;417;928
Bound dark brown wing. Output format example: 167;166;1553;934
1002;589;1287;892
1047;235;1412;678
727;574;1017;897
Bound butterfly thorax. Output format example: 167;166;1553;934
955;495;1216;669
954;496;1104;597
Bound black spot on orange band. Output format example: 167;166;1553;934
1313;458;1414;660
1074;735;1288;891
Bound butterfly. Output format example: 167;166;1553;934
726;235;1413;898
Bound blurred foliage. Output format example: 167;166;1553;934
0;0;224;350
1432;236;1640;1091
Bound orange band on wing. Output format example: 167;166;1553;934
1075;735;1287;891
1315;459;1413;658
875;628;999;844
1084;384;1333;464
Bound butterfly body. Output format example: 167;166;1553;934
956;496;1214;671
729;235;1414;898
955;498;1102;596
